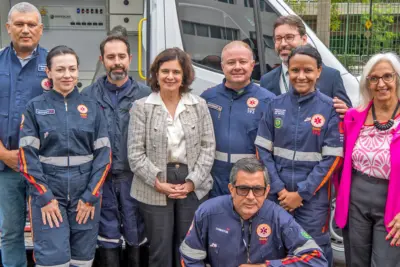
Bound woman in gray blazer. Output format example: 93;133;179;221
127;47;215;267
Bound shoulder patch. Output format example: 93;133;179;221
301;231;312;239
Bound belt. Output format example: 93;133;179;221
167;162;188;169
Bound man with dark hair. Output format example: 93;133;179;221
201;41;275;198
0;2;48;266
180;158;327;267
82;28;151;267
259;15;351;117
92;25;129;83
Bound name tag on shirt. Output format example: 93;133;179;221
37;64;46;72
36;109;55;115
208;102;222;111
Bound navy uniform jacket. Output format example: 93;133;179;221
19;88;111;207
81;76;151;175
180;195;328;267
0;44;48;171
260;65;352;108
255;89;343;200
201;81;275;195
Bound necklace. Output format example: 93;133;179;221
371;101;400;131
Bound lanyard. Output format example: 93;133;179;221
282;70;289;93
241;219;252;263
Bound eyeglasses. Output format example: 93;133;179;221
367;72;396;84
233;185;266;197
273;34;300;44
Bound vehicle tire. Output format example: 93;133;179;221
330;198;346;265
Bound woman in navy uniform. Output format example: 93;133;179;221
255;45;343;266
19;45;111;267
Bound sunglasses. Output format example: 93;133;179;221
233;185;267;197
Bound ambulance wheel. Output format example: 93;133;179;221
330;198;346;264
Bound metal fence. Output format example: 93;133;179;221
284;0;400;76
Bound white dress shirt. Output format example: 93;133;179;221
279;63;290;94
149;92;198;164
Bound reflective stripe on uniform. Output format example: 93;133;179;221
215;151;228;162
255;135;273;151
19;136;40;150
293;239;320;255
180;240;207;260
97;235;121;244
215;151;256;163
94;137;111;150
36;262;70;267
70;259;94;267
39;155;93;166
274;147;322;162
230;154;256;163
322;146;343;157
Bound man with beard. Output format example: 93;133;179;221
91;25;127;83
0;2;48;266
260;15;351;117
82;34;150;267
201;41;275;197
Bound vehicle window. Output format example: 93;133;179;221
175;0;281;80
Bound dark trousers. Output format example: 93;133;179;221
342;170;400;267
98;174;145;248
139;164;206;267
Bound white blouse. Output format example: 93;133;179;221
149;92;198;164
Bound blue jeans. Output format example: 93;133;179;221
0;169;27;267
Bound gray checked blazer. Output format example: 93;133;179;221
127;92;216;206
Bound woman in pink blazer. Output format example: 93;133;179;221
335;52;400;266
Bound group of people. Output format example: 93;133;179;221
1;2;400;267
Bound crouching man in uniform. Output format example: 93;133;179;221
180;158;328;267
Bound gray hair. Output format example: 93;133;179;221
229;158;269;186
8;2;42;24
359;52;400;110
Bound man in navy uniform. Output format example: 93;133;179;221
201;41;275;197
0;2;48;266
82;33;150;266
180;158;327;267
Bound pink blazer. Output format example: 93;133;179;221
335;101;400;232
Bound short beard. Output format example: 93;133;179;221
106;67;128;81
